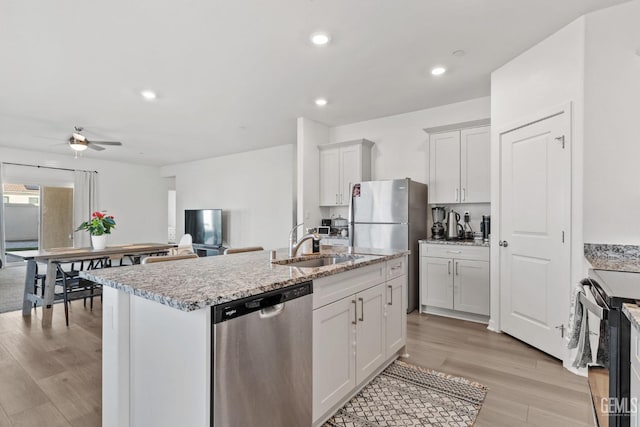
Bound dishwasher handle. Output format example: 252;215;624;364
259;303;285;319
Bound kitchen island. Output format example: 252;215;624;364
82;246;409;427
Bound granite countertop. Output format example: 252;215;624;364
585;243;640;273
81;246;408;312
419;239;489;247
623;303;640;331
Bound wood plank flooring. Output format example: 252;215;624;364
403;313;594;427
0;302;593;426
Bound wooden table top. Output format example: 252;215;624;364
11;243;176;262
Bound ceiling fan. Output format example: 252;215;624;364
68;126;123;152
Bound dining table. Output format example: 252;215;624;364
17;243;176;327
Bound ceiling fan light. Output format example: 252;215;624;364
69;142;88;151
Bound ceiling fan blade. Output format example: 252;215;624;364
87;143;106;151
88;140;122;146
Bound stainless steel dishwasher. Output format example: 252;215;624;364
211;281;313;427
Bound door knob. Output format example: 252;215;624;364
499;240;509;247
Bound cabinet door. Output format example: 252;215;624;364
385;275;406;358
460;127;490;203
339;145;361;206
429;130;460;204
319;148;340;206
420;257;453;309
313;296;356;421
355;283;386;385
632;363;640;427
453;259;490;316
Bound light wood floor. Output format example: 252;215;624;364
404;313;594;427
0;303;593;426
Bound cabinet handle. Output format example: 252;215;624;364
462;188;466;201
446;250;462;254
448;260;451;275
388;285;393;306
358;297;364;321
352;300;357;325
455;261;459;276
455;189;459;201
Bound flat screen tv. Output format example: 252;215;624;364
185;209;222;246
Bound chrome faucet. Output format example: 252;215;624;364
288;222;318;257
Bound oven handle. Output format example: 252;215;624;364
578;292;607;320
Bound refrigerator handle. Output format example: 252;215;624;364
348;185;354;248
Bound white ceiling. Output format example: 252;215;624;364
0;0;627;166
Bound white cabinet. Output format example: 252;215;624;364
318;139;373;206
385;276;406;358
429;126;490;204
313;296;356;420
419;243;490;321
631;325;640;427
312;258;407;425
421;257;454;310
355;283;386;384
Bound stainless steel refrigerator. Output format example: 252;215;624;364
348;178;427;312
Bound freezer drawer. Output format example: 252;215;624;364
353;223;408;251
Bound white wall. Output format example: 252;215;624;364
161;144;295;250
0;147;168;246
583;0;640;244
490;18;586;339
296;118;328;229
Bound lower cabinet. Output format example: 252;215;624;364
313;260;407;424
420;243;490;320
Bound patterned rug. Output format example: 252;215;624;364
323;360;487;427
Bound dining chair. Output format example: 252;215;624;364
53;257;108;326
223;246;264;255
141;253;199;264
169;234;194;256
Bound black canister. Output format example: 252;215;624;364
481;215;491;242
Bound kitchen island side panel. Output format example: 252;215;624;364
103;287;211;427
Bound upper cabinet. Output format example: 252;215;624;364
319;139;373;206
428;125;490;204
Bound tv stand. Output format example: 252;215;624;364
193;244;226;257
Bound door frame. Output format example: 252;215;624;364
490;102;575;351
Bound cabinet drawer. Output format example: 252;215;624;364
386;257;406;280
313;262;386;310
421;244;489;262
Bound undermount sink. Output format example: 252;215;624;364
274;254;363;268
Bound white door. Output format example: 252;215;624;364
453;259;490;316
460;127;490;203
385;275;406;358
429;130;460;204
355;283;386;385
339;145;361;206
421;257;453;310
319;148;340;206
499;112;570;360
312;296;356;421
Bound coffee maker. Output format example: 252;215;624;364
481;215;491;243
431;207;446;240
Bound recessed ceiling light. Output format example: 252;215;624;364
452;50;466;57
310;32;331;46
431;67;447;76
140;90;157;100
315;98;328;106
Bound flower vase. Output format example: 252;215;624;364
91;234;107;250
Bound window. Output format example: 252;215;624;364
28;197;39;205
